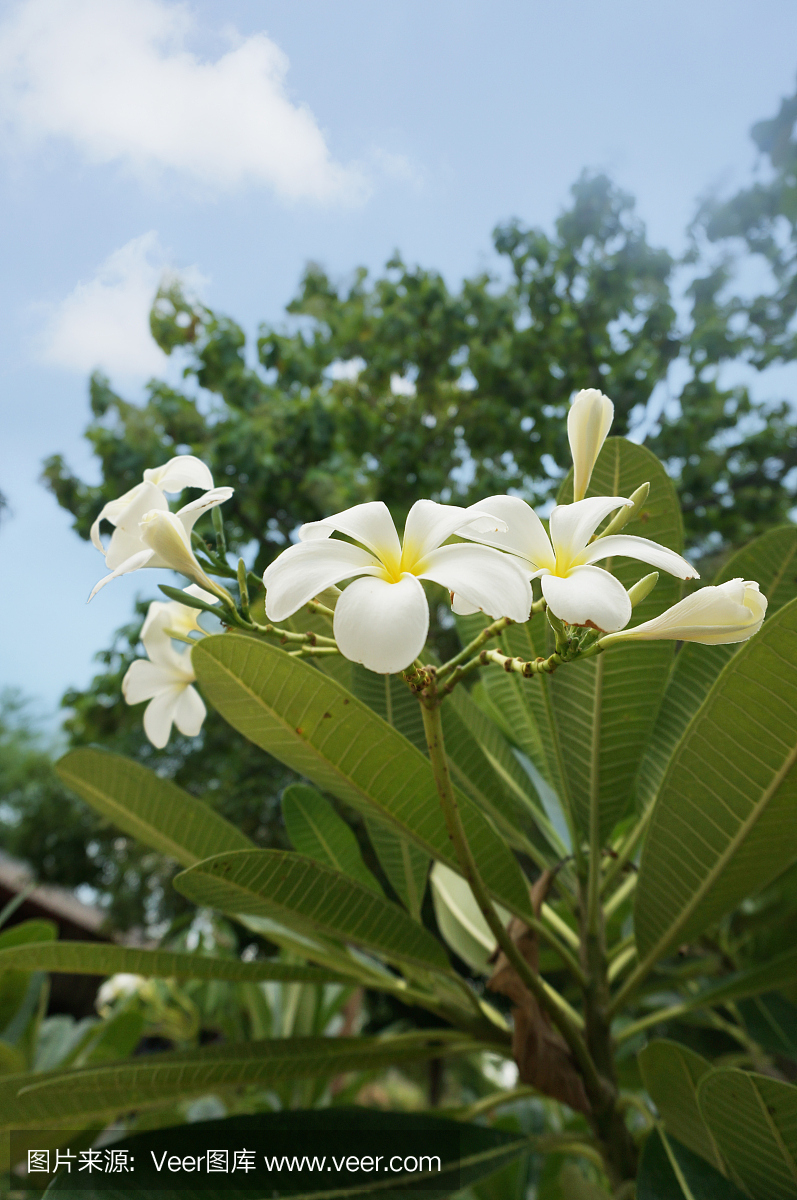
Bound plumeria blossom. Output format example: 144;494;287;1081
140;584;219;643
455;494;698;633
89;481;233;600
568;389;614;501
263;499;533;673
122;589;210;748
90;455;214;552
600;578;767;647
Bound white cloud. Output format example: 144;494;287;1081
41;232;185;378
0;0;366;202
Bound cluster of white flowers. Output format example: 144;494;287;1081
90;391;767;748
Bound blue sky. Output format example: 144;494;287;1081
1;0;796;719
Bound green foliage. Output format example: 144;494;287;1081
634;597;797;965
190;634;532;918
173;849;449;973
281;784;382;893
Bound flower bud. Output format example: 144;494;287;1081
626;572;658;608
594;482;650;540
139;510;222;597
599;578;767;647
567;389;614;501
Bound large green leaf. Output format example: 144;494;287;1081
349;664;431;919
350;662;427;751
44;1108;527;1198
0;941;349;983
56;748;253;866
191;635;531;918
637;1040;725;1173
699;1069;797;1200
634;597;797;967
636;1129;747;1200
282;784;382;894
6;1032;478;1128
174;849;449;972
637;525;797;809
552;437;684;840
443;687;562;861
364;818;429;920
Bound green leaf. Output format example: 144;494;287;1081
11;1033;481;1127
44;1107;528;1198
637;525;797;809
286;605;353;690
442;687;563;861
637;1129;747;1200
736;993;797;1058
174;849;449;972
350;662;427;750
698;1069;797;1200
56;748;254;866
635;597;797;966
349;664;431;920
191;635;531;919
0;941;349;984
0;920;57;949
282;784;382;894
638;1040;725;1173
364;818;429;920
553;437;684;839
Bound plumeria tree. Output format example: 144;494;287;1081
6;389;797;1199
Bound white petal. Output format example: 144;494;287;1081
122;658;183;705
568;389;614;501
582;534;699;580
541;565;632;632
176;487;234;534
142;688;184;749
451;594;481;616
89;483;147;551
456;495;555;569
88;549;154;601
263;540;381;622
182;584;219;604
142;621;196;670
549;496;632;563
333;573;429;673
144;455;214;493
298;501;401;565
172;684;207;737
103;482;168;569
418;544;532;622
403;499;508;562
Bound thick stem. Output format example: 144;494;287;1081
419;696;605;1108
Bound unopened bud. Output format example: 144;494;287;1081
627;572;659;608
596;482;650;540
212;504;227;555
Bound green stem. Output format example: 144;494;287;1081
436;616;513;680
603;871;637;920
601;805;652;897
419;695;605;1108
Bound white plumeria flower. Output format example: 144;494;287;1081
140;584;220;643
90;455;214;553
455;494;698;633
263;499;533;674
567;389;615;501
600;578;767;647
89;482;233;600
122;597;208;749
